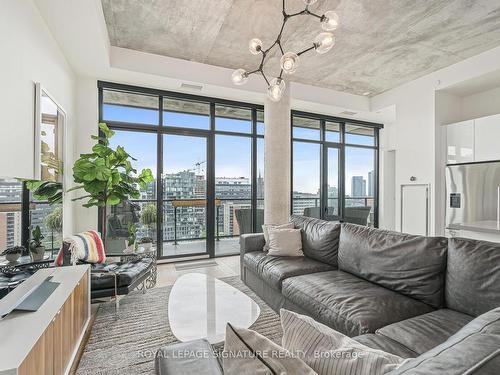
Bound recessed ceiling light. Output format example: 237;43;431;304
363;91;371;96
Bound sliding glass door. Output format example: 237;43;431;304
162;134;209;257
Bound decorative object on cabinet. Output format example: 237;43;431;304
29;225;45;262
1;246;24;263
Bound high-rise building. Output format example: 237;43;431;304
257;170;264;199
0;179;23;249
368;170;374;197
352;176;366;197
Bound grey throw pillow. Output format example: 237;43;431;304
280;309;404;375
262;222;294;251
223;323;317;375
267;228;303;257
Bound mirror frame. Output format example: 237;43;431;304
34;82;67;183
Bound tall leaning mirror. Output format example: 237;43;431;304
34;83;66;183
0;83;66;271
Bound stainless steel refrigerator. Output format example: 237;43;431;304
446;161;500;236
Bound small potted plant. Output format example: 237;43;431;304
124;223;137;253
138;237;153;251
1;246;25;263
29;225;45;261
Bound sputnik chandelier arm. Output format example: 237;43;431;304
231;0;339;101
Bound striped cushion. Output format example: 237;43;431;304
223;323;317;375
280;309;404;375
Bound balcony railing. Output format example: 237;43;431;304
292;196;375;225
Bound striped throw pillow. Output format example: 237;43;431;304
280;309;404;375
223;323;317;375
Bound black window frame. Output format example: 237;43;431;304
291;110;383;227
98;81;264;260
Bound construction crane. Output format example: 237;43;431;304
194;161;206;175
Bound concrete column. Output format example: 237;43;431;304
264;89;291;224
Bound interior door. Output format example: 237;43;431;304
401;184;429;235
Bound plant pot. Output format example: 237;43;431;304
30;246;45;262
5;252;21;263
140;242;153;251
124;240;136;254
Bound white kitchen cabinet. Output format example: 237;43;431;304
446;120;474;164
474;114;500;162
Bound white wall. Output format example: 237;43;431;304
73;77;99;233
461;86;500;121
373;45;500;235
0;0;76;235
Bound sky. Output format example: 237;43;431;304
104;104;373;195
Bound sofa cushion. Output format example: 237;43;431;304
223;323;316;375
244;252;334;291
390;307;500;374
280;309;404;375
353;334;417;359
376;309;473;355
446;237;500;317
282;270;434;337
155;339;223;375
290;215;341;267
338;223;447;308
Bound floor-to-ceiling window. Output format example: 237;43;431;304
291;111;382;227
98;82;264;259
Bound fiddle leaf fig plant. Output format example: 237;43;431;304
22;179;63;204
69;123;154;242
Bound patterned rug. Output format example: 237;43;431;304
76;276;282;375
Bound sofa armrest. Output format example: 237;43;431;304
240;233;265;254
239;233;265;281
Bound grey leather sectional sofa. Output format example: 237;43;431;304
240;215;500;374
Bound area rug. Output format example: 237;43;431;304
76;276;282;375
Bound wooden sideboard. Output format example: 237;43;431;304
0;265;91;375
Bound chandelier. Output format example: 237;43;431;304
231;0;339;102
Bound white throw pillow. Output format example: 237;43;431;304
223;323;317;375
267;228;303;257
280;309;404;375
262;222;294;251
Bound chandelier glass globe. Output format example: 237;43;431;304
280;52;299;74
314;32;335;54
230;0;340;101
231;69;249;85
249;38;263;55
321;11;339;31
267;78;286;102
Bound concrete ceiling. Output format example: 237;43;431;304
101;0;500;96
